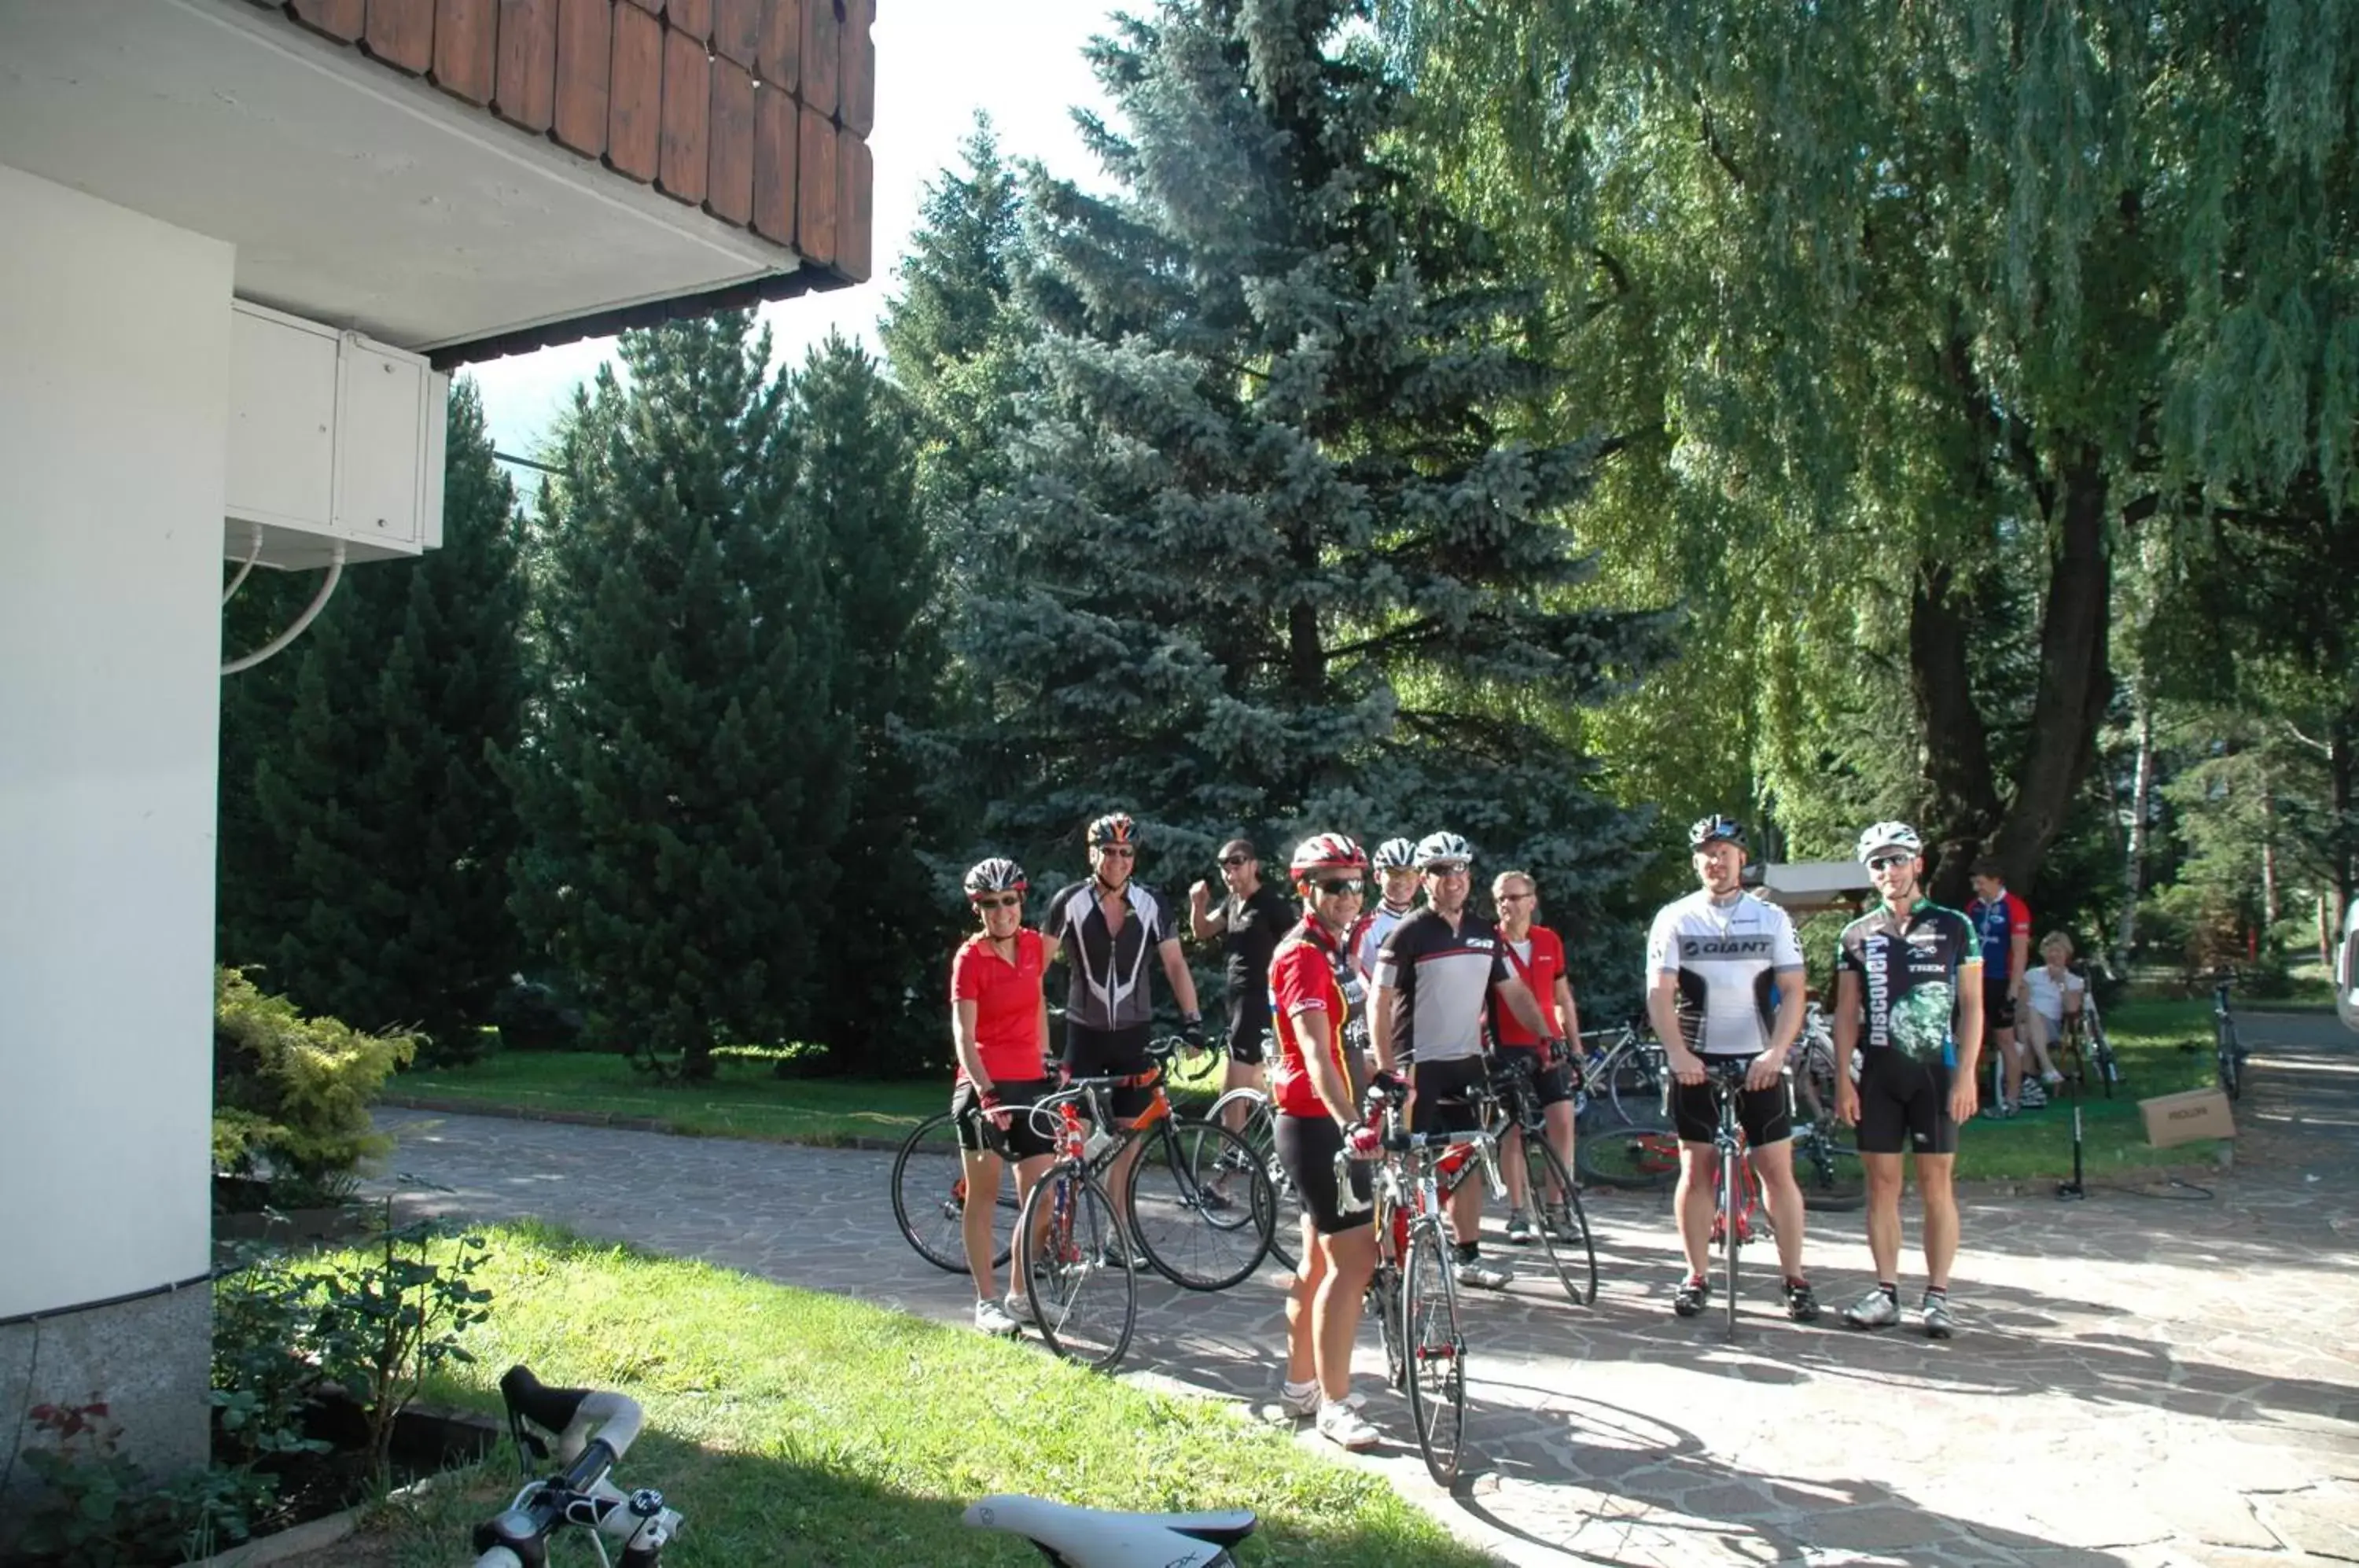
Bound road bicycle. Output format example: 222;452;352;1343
2213;970;2247;1101
2047;974;2122;1098
1571;1018;1672;1129
1340;1088;1505;1485
1697;1058;1759;1341
1573;1033;1679;1191
1478;1051;1597;1305
469;1366;1260;1566
1197;1018;1378;1277
889;1102;1022;1275
1014;1045;1278;1370
1783;1008;1865;1212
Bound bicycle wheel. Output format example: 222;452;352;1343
1521;1138;1596;1306
2217;1019;2244;1101
1015;1164;1135;1371
1573;1101;1679;1190
1233;1095;1298;1275
2089;1015;2121;1097
1720;1144;1741;1338
1366;1258;1407;1392
1128;1120;1273;1290
890;1111;1015;1274
1401;1225;1468;1485
1788;1124;1866;1212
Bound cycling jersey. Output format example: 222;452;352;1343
1644;891;1805;1056
949;929;1047;1084
1043;879;1175;1031
1491;926;1566;1047
1967;889;2031;981
1837;899;1982;1065
1269;915;1367;1119
1219;882;1294;1049
1352;900;1417;979
1375;908;1509;1065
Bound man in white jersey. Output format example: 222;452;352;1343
1644;815;1818;1322
1351;837;1421;981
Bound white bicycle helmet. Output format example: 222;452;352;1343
1290;833;1367;881
1855;822;1924;863
963;857;1028;898
1412;830;1474;869
1371;837;1419;872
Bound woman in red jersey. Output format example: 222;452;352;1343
950;857;1055;1337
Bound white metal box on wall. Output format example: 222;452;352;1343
224;299;447;569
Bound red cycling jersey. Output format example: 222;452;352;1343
1271;915;1358;1120
950;928;1047;1085
1492;925;1566;1047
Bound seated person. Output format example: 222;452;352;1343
2019;932;2084;1088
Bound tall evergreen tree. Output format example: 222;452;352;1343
787;336;956;1073
962;0;1669;970
220;380;529;1058
510;314;847;1080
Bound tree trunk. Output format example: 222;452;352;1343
2331;718;2357;933
2117;691;2155;963
1986;443;2114;894
2259;769;2280;930
1909;561;2002;901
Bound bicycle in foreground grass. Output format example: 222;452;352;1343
470;1366;1259;1566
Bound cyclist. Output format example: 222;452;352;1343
949;858;1057;1335
1644;815;1818;1322
1041;813;1208;1256
1832;822;1983;1339
1966;858;2037;1113
1489;868;1581;1246
1369;830;1559;1290
1351;837;1422;981
1268;833;1384;1452
1189;838;1292;1134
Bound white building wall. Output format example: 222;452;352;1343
0;163;232;1320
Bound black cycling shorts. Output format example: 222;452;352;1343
1406;1055;1487;1136
1224;990;1271;1066
1065;1021;1154;1121
951;1078;1057;1161
1275;1112;1374;1236
1492;1046;1574;1111
1669;1055;1793;1146
1855;1050;1960;1156
1983;974;2017;1032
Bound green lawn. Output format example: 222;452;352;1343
392;1049;1229;1147
323;1223;1489;1568
1947;995;2229;1182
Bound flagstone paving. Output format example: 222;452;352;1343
370;1014;2359;1566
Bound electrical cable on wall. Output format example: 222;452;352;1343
221;522;263;607
220;542;345;676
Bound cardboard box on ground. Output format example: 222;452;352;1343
2139;1088;2236;1148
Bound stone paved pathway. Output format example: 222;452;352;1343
370;1015;2359;1566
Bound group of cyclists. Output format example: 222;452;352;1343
947;808;1994;1448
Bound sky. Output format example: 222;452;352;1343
466;1;1121;463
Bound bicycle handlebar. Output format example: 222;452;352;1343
471;1367;679;1568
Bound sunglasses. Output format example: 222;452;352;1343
973;893;1023;910
1497;890;1536;903
1866;853;1913;873
1425;863;1470;878
1313;878;1367;897
1096;845;1135;859
1219;855;1252;868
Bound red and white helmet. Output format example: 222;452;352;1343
1290;833;1367;882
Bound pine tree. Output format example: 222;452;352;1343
959;0;1668;961
510;314;847;1080
222;379;529;1058
786;337;957;1072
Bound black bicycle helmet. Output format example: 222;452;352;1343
1086;812;1139;848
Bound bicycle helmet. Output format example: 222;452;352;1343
1412;830;1474;869
1855;821;1924;862
1688;815;1746;850
1289;833;1367;881
963;857;1027;899
1371;837;1418;871
1085;812;1139;848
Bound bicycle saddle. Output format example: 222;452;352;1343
963;1495;1258;1566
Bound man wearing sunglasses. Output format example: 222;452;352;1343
1043;812;1208;1251
1369;830;1561;1290
1190;839;1294;1125
1831;821;1984;1339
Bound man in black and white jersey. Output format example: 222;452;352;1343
1645;815;1819;1322
1831;821;1983;1339
1370;830;1559;1291
1350;837;1421;982
1042;812;1207;1246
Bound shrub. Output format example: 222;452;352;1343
214;968;417;1202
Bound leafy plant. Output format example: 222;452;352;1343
13;1399;276;1566
211;1244;335;1469
213;967;418;1194
307;1215;495;1482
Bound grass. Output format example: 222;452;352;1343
392;1048;1231;1147
300;1222;1490;1568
